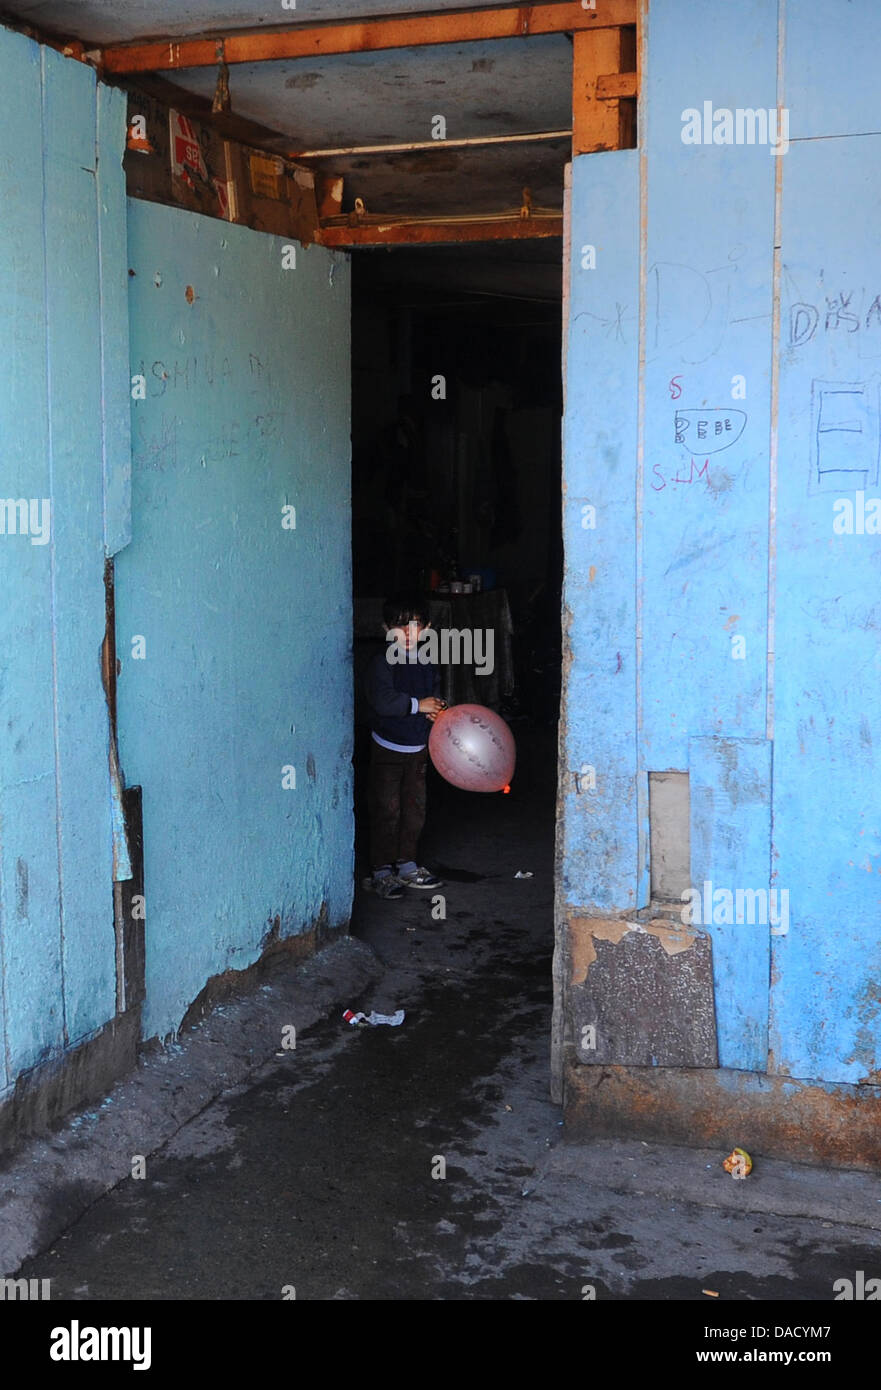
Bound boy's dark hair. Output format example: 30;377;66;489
383;594;427;629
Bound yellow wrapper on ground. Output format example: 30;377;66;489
723;1147;753;1179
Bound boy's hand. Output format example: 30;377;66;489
419;696;446;722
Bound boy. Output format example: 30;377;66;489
363;596;446;899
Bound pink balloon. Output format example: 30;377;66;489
429;704;516;793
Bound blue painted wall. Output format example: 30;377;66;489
560;151;640;916
770;0;881;1084
561;0;881;1086
117;203;353;1042
0;28;130;1093
0;21;353;1097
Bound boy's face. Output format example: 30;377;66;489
387;617;429;650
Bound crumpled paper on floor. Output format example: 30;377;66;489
343;1008;405;1027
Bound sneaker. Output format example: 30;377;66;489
364;871;404;900
396;864;444;890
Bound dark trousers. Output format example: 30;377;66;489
368;740;428;869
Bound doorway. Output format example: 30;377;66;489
349;240;564;884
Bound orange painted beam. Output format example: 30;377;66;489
100;2;637;75
572;27;626;154
596;70;638;100
317;217;563;248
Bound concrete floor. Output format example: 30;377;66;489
9;726;881;1300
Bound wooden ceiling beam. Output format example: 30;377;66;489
572;25;637;153
596;71;638;100
121;73;294;153
317;217;563;247
99;2;637;75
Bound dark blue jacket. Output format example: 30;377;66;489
364;648;440;747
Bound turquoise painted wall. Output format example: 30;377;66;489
561;0;881;1086
0;28;130;1093
118;203;353;1042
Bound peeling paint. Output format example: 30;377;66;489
569;915;698;988
569;918;631;985
640;919;699;958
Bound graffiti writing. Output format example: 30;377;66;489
790;292;881;348
809;377;881;494
651;458;710;491
674;408;746;453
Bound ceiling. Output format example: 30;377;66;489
4;0;505;46
2;1;573;282
173;38;570;151
172;36;571;216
